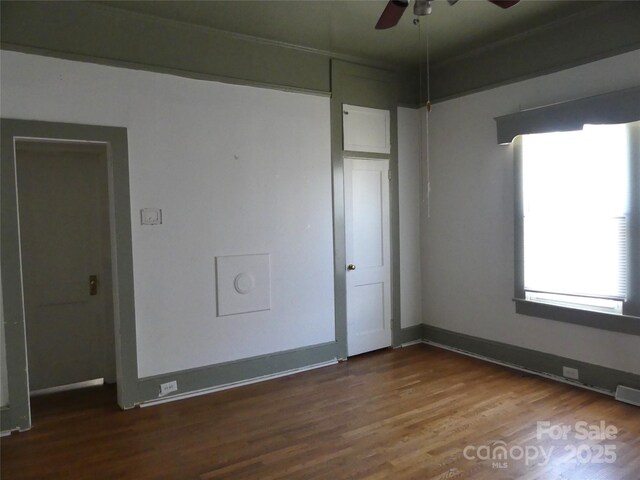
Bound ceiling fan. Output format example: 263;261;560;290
375;0;520;29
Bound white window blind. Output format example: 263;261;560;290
522;124;629;301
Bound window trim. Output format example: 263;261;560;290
513;299;640;335
513;126;640;336
495;86;640;145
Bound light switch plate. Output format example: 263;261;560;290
141;208;162;225
216;254;271;316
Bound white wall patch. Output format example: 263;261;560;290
216;254;271;316
140;208;162;225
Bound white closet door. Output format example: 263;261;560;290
343;105;391;154
345;158;392;356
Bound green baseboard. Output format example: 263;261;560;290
422;325;640;394
398;325;424;345
0;405;21;434
136;341;338;405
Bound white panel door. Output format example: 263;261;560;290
343;105;391;154
345;158;392;356
16;143;115;391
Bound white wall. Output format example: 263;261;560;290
1;51;336;378
423;49;640;374
398;107;423;328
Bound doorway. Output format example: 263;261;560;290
15;141;116;394
330;60;401;360
1;119;138;432
344;157;392;356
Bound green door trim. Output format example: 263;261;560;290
330;60;402;358
1;119;138;432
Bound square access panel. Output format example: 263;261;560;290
140;208;162;225
215;254;271;316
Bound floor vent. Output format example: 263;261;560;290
615;385;640;406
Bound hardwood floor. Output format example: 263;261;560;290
1;344;639;479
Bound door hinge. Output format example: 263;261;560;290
388;170;392;181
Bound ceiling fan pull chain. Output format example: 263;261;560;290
425;15;432;219
426;12;431;114
415;15;432;218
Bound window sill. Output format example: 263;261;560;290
514;298;640;336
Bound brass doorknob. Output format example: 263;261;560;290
347;264;356;271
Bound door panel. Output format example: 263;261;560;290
342;105;391;154
16;143;114;391
352;169;384;268
345;158;392;356
351;283;385;335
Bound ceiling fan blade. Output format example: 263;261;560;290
488;0;520;8
375;0;409;30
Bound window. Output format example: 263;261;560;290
495;87;640;334
523;124;628;311
514;121;639;333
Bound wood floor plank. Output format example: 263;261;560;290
1;344;638;479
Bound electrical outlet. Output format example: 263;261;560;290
562;366;579;380
159;380;178;397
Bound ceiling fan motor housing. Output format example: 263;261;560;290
414;0;432;16
377;0;519;30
